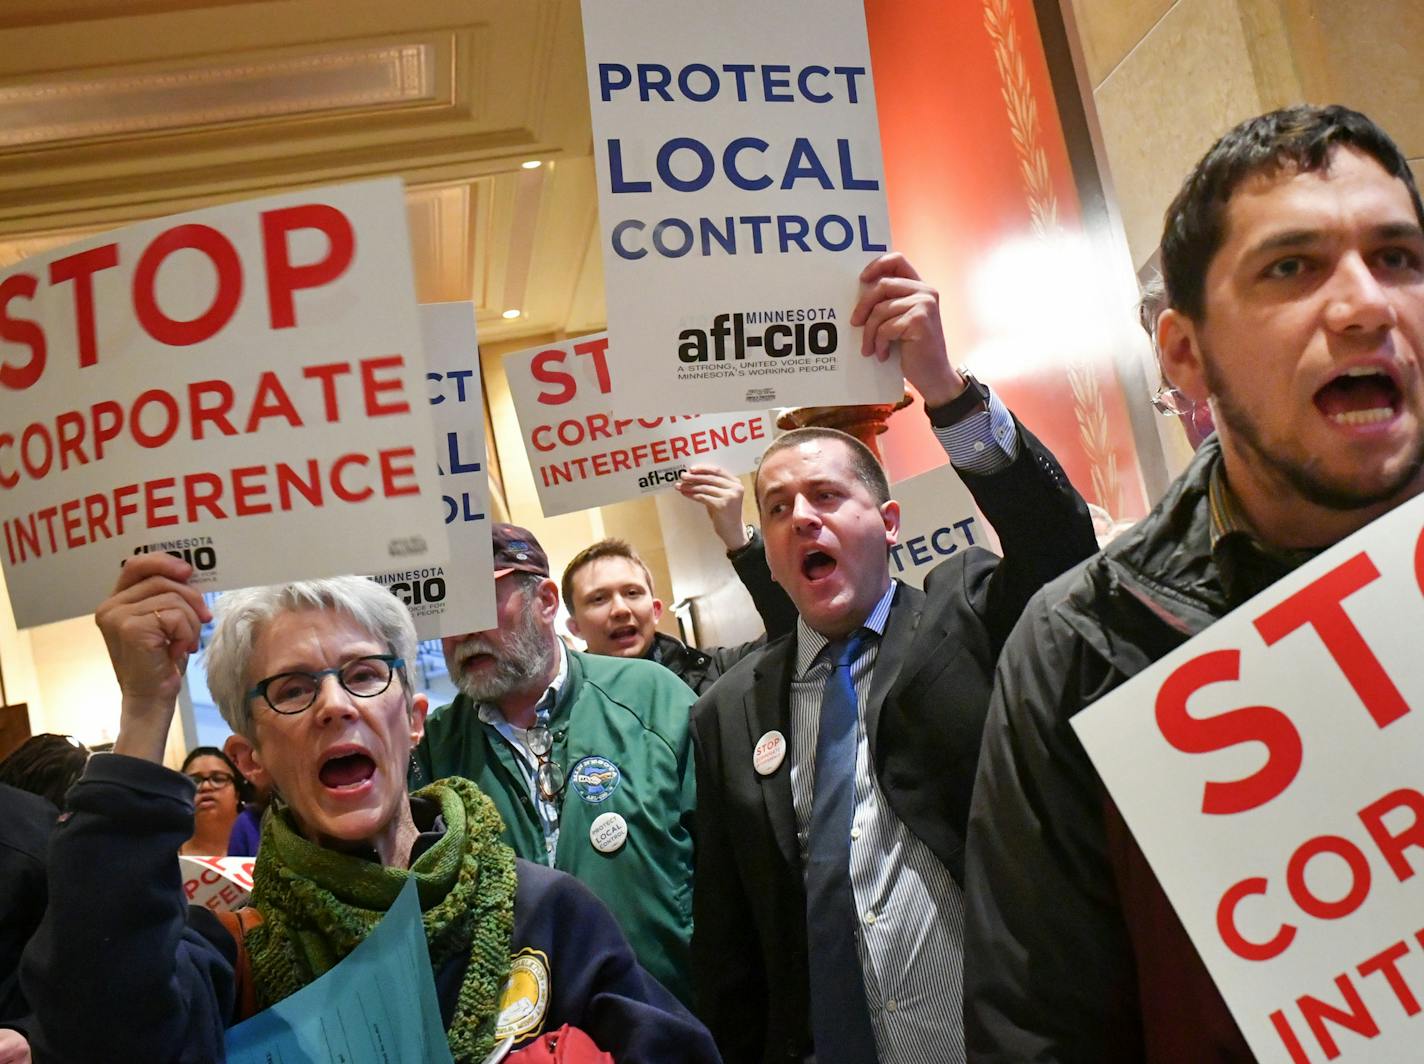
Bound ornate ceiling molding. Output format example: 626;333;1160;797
0;42;440;150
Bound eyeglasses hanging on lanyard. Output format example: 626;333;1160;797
526;724;565;802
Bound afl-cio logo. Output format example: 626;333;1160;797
570;756;621;804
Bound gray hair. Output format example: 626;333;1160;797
205;576;417;738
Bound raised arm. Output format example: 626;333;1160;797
22;555;238;1064
854;251;1097;649
676;464;798;650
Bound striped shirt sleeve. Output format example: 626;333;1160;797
928;386;1018;476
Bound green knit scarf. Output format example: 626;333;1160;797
244;776;517;1063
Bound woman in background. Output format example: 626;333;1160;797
177;746;245;857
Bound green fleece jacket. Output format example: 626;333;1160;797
412;648;696;1003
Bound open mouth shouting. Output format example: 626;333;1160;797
801;549;838;583
1314;364;1403;428
606;624;641;649
318;744;377;796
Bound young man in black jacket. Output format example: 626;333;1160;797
964;104;1424;1063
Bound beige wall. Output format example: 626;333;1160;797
1071;0;1424;271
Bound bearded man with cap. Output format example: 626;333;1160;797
412;524;699;1005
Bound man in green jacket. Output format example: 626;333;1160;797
411;523;697;1004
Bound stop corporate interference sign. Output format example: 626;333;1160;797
505;332;773;517
0;180;447;628
581;0;902;416
1072;495;1424;1063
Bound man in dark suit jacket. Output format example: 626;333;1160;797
689;252;1099;1064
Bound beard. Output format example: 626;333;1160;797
444;608;558;703
1204;353;1424;512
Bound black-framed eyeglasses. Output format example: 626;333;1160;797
246;655;405;715
527;724;565;802
186;771;234;790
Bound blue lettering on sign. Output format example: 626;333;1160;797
597;62;867;104
611;213;885;259
888;518;983;575
443;492;486;525
607;136;878;195
608;140;652;194
426;369;477;405
442;431;482;476
725;137;772;191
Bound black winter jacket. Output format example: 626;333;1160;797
964;437;1256;1063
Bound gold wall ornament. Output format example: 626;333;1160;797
982;0;1123;519
775;392;915;465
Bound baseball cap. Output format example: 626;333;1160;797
492;523;551;579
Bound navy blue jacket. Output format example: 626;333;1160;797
23;754;720;1063
0;782;54;1040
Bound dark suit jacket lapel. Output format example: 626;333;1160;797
864;582;926;749
745;635;800;871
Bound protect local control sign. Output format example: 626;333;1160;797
371;302;496;639
581;0;902;416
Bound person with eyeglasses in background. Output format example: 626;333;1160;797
178;746;247;857
412;524;699;1007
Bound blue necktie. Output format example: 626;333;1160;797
805;630;878;1063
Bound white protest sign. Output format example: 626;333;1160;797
887;462;991;589
1072;494;1424;1064
505;332;774;518
371;303;494;638
580;0;901;416
180;855;255;914
0;179;447;629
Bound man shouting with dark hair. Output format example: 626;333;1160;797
965;104;1424;1062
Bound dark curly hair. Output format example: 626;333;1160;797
1162;104;1424;322
0;733;91;809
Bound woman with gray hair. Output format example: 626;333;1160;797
22;552;719;1064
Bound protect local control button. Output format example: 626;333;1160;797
589;811;628;854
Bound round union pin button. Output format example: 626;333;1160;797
753;730;786;776
589;811;628;854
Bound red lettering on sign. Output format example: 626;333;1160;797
1216;877;1296;961
1299;974;1380;1058
573;336;612;394
379;446;419;497
1154;649;1302;814
1254;552;1410;730
260;204;355;329
1358;788;1424;882
1286;835;1371;920
49;244;119;368
132;224;243;346
0;273;45;391
302;362;352;422
245;371;303;432
331;453;372;502
1415;522;1424;596
532;349;576;405
189;380;238;440
361;355;409;416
